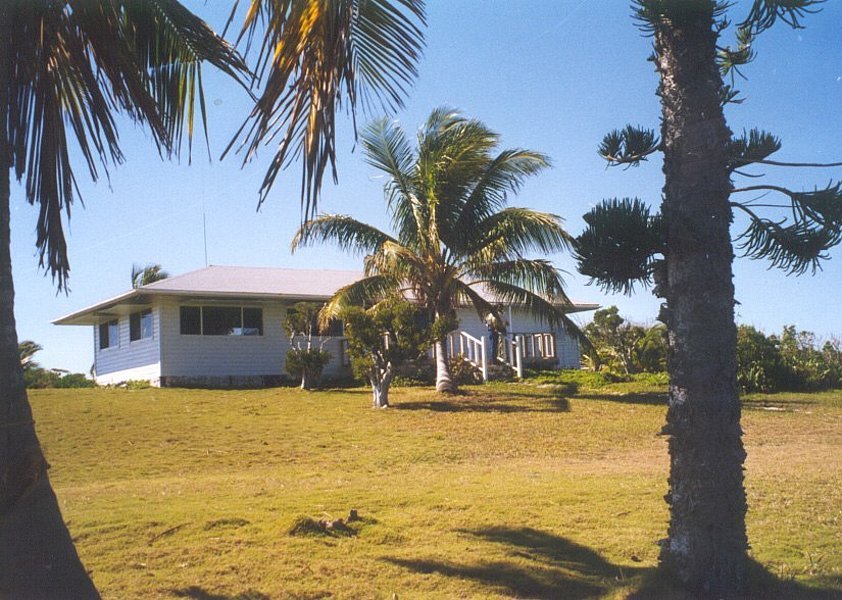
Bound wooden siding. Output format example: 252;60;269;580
158;300;287;377
94;308;162;382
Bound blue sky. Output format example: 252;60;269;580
10;1;842;374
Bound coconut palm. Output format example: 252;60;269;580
18;340;43;371
293;108;582;393
131;263;170;288
0;3;245;596
224;0;426;220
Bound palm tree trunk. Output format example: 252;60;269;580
653;7;747;596
0;22;99;595
433;339;455;394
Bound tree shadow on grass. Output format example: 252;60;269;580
394;395;570;413
385;526;642;599
172;588;270;600
628;559;842;599
577;392;668;406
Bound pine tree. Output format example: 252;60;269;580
575;1;839;595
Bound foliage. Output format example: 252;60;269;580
284;302;323;341
24;368;94;390
3;1;247;289
341;300;431;381
225;0;426;219
340;299;431;406
285;348;331;389
18;340;43;371
131;264;169;288
284;302;332;389
447;355;483;386
736;325;842;393
575;198;665;295
583;306;667;375
736;325;788;392
579;2;842;290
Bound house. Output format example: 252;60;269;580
54;266;598;387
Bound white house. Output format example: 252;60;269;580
54;266;598;387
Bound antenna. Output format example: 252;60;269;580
203;210;208;267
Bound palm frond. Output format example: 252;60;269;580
226;0;426;220
469;208;573;260
360;116;421;245
363;240;426;279
7;1;246;289
292;214;396;254
447;149;550;251
465;259;571;306
450;279;503;328
319;274;401;325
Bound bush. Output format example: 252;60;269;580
25;368;94;389
736;325;789;393
448;355;482;385
736;325;842;393
54;373;96;388
285;348;331;389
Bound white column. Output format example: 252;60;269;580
515;335;524;379
480;335;488;382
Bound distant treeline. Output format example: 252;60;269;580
585;307;842;393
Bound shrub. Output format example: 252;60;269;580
448;355;482;385
54;373;96;388
285;348;331;390
736;325;788;393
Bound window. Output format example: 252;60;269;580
242;308;263;336
203;306;242;336
180;306;201;335
179;305;263;336
130;309;153;341
99;319;120;349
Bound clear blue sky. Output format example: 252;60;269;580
11;1;842;374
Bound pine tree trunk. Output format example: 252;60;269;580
434;339;455;394
0;14;99;594
653;5;747;596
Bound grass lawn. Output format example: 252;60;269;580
29;376;842;599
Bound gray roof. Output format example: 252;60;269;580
54;265;598;326
141;265;364;298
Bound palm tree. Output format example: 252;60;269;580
131;263;170;288
0;3;245;597
18;340;43;371
293;108;581;393
224;0;426;220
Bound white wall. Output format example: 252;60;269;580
94;308;162;384
158;299;287;378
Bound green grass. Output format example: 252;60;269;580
29;377;842;599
